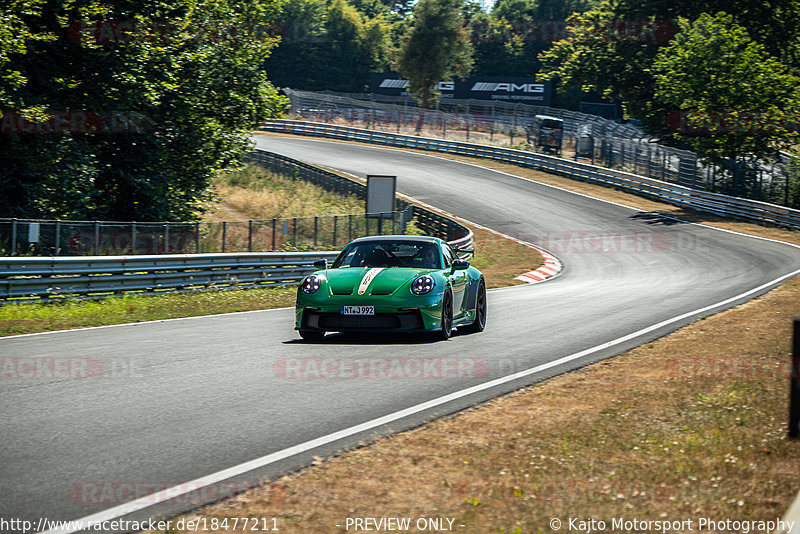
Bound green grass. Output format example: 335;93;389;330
0;287;297;337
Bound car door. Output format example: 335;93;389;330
443;244;467;317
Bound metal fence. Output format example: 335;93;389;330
0;212;410;257
260;120;800;230
0;148;473;258
283;89;798;207
285;88;646;139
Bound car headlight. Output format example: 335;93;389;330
301;275;322;294
411;275;435;295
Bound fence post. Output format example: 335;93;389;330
791;317;800;438
349;214;353;242
55;221;61;256
292;218;297;247
94;221;99;255
222;221;227;253
333;215;338;248
164;223;169;254
248;220;253;252
272;218;276;251
11;218;18;256
314;216;318;248
131;222;137;255
195;222;200;253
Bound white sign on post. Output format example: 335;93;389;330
366;175;396;219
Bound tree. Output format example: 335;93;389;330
539;0;800;135
469;0;596;79
0;0;288;221
264;0;390;92
396;0;473;128
652;12;800;194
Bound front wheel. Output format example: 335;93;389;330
465;279;487;333
438;289;453;341
299;329;325;342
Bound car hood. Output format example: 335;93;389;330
323;267;431;296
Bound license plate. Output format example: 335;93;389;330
341;305;374;315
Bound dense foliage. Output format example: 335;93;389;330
396;0;473;115
540;0;800;167
3;0;799;220
1;0;287;221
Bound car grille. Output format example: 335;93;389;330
305;311;423;331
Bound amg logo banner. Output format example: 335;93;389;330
470;82;544;93
371;73;551;104
375;76;454;94
460;77;549;101
379;79;407;89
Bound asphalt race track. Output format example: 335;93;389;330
2;136;800;532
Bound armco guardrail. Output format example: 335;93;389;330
261;120;800;230
0;150;473;301
0;252;339;302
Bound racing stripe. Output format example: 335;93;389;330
357;267;385;295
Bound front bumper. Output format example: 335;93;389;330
295;291;444;332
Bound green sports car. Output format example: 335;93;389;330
295;235;487;341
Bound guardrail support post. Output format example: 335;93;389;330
791;317;800;439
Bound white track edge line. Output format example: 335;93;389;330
42;264;800;534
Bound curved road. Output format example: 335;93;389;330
2;136;800;532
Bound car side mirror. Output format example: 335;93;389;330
452;259;469;271
313;259;328;270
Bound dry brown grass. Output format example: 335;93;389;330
143;274;800;534
140;134;800;534
467;225;544;288
204;164;364;221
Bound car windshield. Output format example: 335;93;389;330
332;241;441;269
